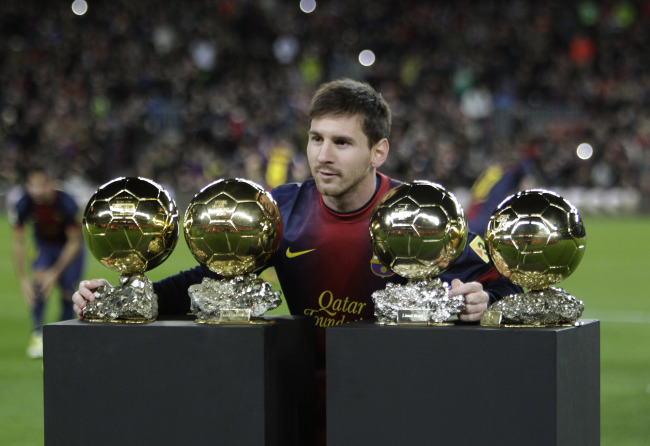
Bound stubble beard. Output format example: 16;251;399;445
313;164;374;205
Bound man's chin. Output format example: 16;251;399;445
315;183;341;198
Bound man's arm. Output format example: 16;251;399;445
35;224;83;297
154;265;219;314
11;226;35;307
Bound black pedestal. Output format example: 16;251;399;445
44;316;315;446
327;320;599;446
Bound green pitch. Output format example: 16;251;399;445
0;215;648;445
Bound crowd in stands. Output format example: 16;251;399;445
1;0;649;210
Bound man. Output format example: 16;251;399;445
466;141;539;235
11;167;85;358
73;79;521;443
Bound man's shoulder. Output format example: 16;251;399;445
54;190;80;211
378;172;402;190
387;178;402;190
448;232;491;269
271;179;316;204
10;193;30;226
14;192;30;208
55;189;76;202
13;193;33;214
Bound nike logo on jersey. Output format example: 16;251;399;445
286;247;315;258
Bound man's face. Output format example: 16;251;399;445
25;172;54;205
307;114;375;207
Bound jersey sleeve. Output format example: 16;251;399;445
10;195;29;228
153;265;220;315
479;270;522;305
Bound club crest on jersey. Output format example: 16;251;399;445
370;255;394;277
470;236;490;263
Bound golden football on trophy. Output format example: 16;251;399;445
183;178;283;277
83;177;179;274
481;189;587;326
183;178;283;323
369;180;468;280
485;188;586;290
369;180;468;324
81;177;179;322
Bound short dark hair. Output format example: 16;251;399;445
308;78;391;148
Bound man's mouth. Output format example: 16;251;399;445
317;168;338;179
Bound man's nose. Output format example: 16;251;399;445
317;140;334;163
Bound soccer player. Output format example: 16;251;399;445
11;167;85;358
73;79;522;444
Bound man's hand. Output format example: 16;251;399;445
34;269;60;299
72;279;110;318
19;278;36;307
449;278;489;322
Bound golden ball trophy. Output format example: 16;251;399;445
481;189;587;326
370;180;468;324
183;178;283;323
81;177;179;323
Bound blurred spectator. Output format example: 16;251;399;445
466;140;540;234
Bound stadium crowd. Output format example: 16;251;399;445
1;0;649;210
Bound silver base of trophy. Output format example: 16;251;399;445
480;286;584;327
82;274;158;323
372;278;465;325
189;273;282;324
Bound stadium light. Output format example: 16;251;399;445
71;0;88;16
577;142;593;160
300;0;316;14
359;49;376;67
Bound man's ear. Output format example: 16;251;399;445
371;138;389;168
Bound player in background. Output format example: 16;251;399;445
10;167;85;358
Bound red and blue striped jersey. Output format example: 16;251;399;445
271;173;400;331
156;173;520;345
12;190;80;246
